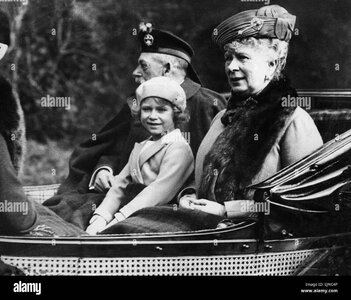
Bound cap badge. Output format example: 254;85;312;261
139;22;153;33
144;34;154;46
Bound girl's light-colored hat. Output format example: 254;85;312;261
135;77;186;112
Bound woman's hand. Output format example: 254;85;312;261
190;199;226;217
179;195;226;217
86;215;107;235
179;193;197;210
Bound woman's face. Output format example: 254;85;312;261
140;97;175;140
224;42;276;96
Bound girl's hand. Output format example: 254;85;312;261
86;215;107;235
179;193;197;210
104;218;118;230
190;199;226;217
103;212;126;230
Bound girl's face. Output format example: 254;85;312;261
224;42;276;96
140;97;175;140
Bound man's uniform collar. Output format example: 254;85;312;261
181;77;201;100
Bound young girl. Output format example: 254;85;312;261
86;77;194;234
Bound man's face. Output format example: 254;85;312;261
132;53;165;85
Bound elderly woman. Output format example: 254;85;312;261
101;5;323;234
178;5;323;218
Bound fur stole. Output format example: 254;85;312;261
0;75;26;174
198;77;297;203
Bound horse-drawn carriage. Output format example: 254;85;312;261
1;91;351;276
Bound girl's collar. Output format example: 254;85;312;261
146;129;186;145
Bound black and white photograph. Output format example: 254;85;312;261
0;0;350;295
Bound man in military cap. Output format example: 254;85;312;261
43;24;226;230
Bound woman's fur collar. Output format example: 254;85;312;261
0;75;26;174
198;77;297;203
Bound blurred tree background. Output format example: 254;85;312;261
0;0;350;185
